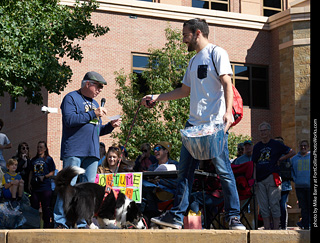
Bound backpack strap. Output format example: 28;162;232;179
211;45;219;77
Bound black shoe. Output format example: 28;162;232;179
151;213;182;229
228;217;246;230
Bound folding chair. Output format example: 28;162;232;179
191;162;225;229
231;161;257;229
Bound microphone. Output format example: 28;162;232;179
101;98;106;107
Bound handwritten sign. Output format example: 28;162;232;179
95;172;143;203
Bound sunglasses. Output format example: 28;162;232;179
153;146;164;152
108;146;120;152
90;81;104;89
21;146;29;150
141;150;148;153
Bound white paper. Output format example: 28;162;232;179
107;115;121;120
154;164;176;172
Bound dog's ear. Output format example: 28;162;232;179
115;192;126;209
126;201;141;222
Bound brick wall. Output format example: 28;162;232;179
1;8;283;169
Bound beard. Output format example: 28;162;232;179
187;35;197;52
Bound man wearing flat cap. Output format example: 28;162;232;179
54;71;121;229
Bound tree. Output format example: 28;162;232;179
114;26;195;161
0;0;109;105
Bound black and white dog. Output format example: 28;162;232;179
55;166;146;229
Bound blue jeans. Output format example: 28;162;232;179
168;122;240;225
53;156;99;228
296;188;310;229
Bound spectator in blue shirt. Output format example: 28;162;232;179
233;140;253;165
291;140;310;229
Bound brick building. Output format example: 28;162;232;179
0;0;310;223
0;0;310;166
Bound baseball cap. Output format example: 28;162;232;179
156;141;172;153
83;71;107;85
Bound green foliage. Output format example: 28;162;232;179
0;0;109;105
114;26;195;161
228;131;252;159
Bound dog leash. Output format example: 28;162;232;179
96;101;142;217
114;101;142;175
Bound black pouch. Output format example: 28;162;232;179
197;65;208;79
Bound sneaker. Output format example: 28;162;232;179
229;217;246;230
9;200;20;210
151;213;182;229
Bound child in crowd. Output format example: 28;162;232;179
2;158;24;208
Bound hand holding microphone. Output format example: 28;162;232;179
94;98;107;117
101;98;106;107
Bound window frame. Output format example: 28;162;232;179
192;0;230;12
131;53;150;73
131;54;269;109
262;0;283;17
231;63;269;109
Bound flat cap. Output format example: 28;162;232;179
83;71;107;85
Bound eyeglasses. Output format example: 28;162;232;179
90;81;103;89
21;146;29;150
141;150;148;153
153;146;164;152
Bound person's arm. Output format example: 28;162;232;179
142;84;190;107
61;94;98;128
0;143;12;150
279;149;296;162
99;122;115;136
220;74;234;131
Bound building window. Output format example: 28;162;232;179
192;0;229;12
132;54;269;108
132;53;150;95
263;0;282;17
10;97;16;112
231;64;269;109
137;0;157;2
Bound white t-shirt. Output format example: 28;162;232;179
182;44;232;126
0;133;10;162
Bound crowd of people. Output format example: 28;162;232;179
0;18;311;231
0;121;311;230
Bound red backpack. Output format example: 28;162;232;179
211;46;243;127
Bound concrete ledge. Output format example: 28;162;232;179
0;230;8;243
8;229;248;243
249;230;310;243
5;229;310;243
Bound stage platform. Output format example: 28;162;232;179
0;229;310;243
